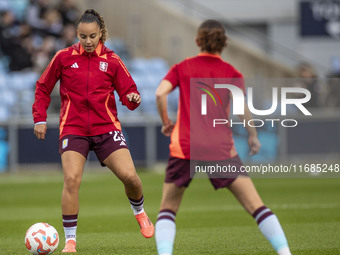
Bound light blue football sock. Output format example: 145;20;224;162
258;214;291;255
155;210;176;255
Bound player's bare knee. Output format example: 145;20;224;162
63;175;81;192
122;172;141;188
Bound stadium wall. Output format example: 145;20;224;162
2;112;340;172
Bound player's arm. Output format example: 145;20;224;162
32;51;62;140
235;99;261;156
155;80;174;136
118;85;141;110
112;55;141;110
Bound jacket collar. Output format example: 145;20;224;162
198;52;222;59
77;41;103;56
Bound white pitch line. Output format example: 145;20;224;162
180;203;339;212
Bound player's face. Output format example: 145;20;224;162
77;22;102;53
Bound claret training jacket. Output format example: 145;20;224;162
32;42;140;139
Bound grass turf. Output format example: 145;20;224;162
0;169;339;254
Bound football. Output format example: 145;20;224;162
25;223;59;255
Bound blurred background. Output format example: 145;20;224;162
0;0;339;172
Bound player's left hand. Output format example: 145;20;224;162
126;93;141;104
248;135;261;155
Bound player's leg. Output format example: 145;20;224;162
155;156;191;255
159;183;186;213
156;182;186;255
227;177;264;213
61;150;86;253
59;135;90;253
104;148;142;199
228;177;292;255
103;148;154;238
61;151;86;214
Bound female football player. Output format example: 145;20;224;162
155;19;292;255
32;9;154;253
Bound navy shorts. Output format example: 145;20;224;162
165;155;246;189
59;131;128;166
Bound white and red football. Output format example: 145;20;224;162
25;223;59;255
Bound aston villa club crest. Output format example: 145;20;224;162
99;61;108;72
62;138;68;149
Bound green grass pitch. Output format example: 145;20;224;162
0;169;339;254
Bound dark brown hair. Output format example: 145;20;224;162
77;9;108;43
196;19;227;53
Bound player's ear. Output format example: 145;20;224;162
195;37;200;47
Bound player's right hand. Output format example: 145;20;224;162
34;124;47;140
161;121;174;137
126;92;141;104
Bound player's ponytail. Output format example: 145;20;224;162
77;9;108;43
197;20;227;53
